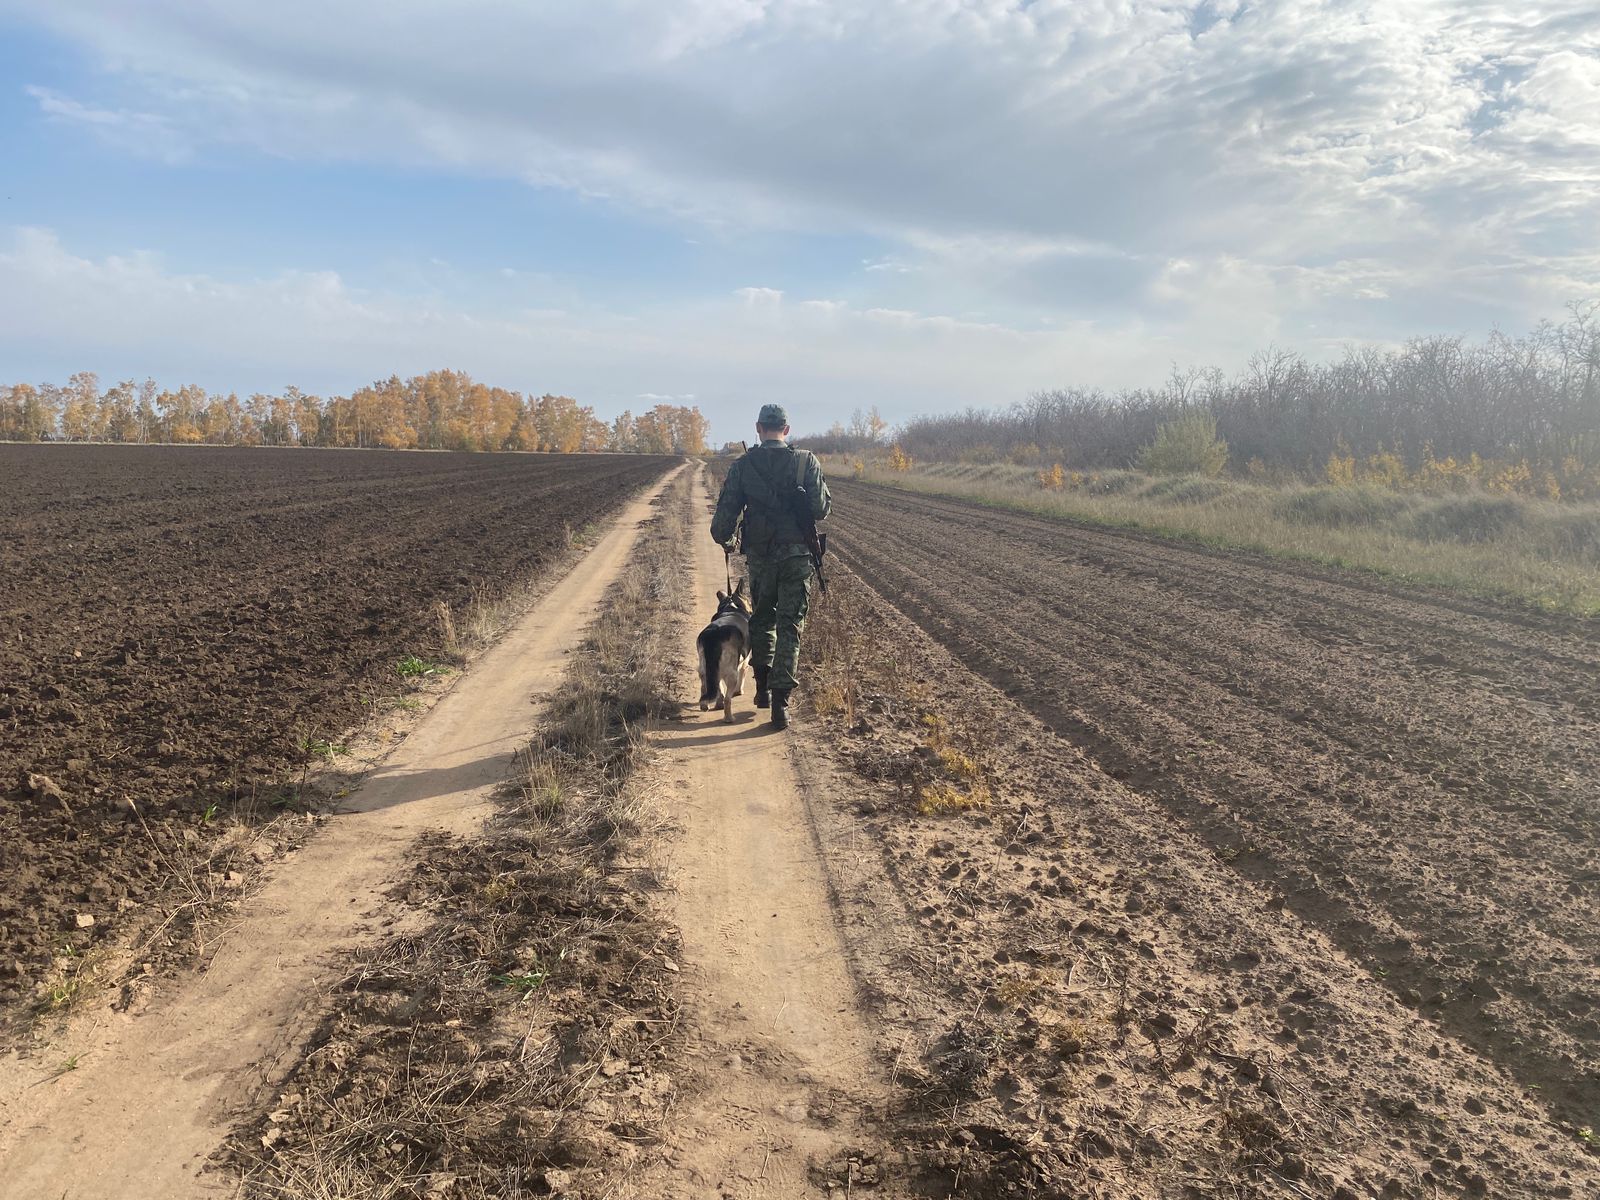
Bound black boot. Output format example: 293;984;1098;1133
754;665;771;709
770;689;791;731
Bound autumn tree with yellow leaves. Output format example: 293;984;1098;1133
1;368;707;457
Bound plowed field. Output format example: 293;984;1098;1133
0;445;673;1011
821;480;1599;1185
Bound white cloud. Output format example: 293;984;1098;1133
25;85;191;163
0;225;1199;437
16;2;1599;264
5;1;1599;401
734;286;784;307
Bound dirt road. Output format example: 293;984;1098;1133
623;470;891;1198
0;466;684;1200
827;479;1600;1129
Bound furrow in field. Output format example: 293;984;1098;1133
827;478;1600;1124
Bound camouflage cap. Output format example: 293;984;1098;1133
757;403;788;428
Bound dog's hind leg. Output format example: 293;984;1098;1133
697;635;720;712
719;642;738;722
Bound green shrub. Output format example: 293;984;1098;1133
1136;411;1229;477
1409;495;1527;543
1279;486;1414;528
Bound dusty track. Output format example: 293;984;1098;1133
0;467;684;1200
828;480;1600;1127
623;470;893;1198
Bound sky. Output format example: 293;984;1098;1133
1;1;1597;441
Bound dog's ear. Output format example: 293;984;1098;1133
733;578;746;597
716;590;727;603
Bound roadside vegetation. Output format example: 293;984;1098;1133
231;473;692;1199
841;454;1600;614
888;305;1600;494
805;307;1600;613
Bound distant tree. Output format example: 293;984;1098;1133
609;410;637;452
8;368;706;457
100;379;140;442
0;383;52;441
136;379;160;443
60;372;101;440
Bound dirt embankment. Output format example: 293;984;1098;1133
0;445;673;1016
790;479;1598;1197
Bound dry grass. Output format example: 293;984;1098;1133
231;472;693;1199
840;458;1600;615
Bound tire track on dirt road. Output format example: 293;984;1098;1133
0;466;686;1200
622;469;895;1200
828;479;1600;1127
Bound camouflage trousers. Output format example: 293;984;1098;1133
747;553;814;693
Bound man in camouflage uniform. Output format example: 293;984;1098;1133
710;404;831;730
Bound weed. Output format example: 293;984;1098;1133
200;802;219;824
518;750;568;820
434;599;461;661
935;745;982;782
490;969;549;996
33;943;106;1018
396;654;448;679
994;968;1055;1008
297;737;347;762
917;779;991;815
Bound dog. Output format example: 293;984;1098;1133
697;579;752;723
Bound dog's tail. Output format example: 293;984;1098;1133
698;632;721;703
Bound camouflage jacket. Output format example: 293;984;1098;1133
710;440;831;561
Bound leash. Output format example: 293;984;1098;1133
724;544;734;594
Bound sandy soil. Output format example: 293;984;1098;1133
0;467;685;1200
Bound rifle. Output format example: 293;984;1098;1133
786;461;828;594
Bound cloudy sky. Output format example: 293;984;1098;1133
2;1;1597;438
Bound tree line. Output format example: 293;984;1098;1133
895;305;1600;488
0;369;709;455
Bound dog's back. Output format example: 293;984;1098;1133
697;587;752;722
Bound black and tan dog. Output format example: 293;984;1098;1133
696;580;753;723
